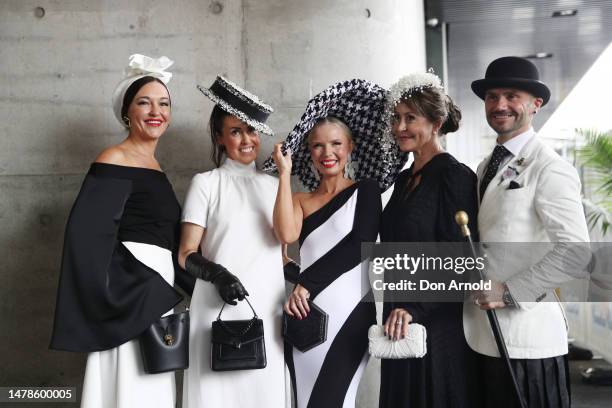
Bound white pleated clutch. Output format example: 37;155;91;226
368;324;427;359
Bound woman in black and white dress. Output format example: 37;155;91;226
273;116;380;408
265;79;406;407
50;55;190;408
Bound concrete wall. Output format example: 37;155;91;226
0;0;424;406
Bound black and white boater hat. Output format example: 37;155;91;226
197;76;274;136
262;79;408;191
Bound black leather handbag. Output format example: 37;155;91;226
211;298;266;371
139;309;190;374
282;300;328;352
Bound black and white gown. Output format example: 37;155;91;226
286;179;380;408
50;163;187;408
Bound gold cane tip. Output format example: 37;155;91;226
455;211;469;226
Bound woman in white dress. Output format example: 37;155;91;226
178;76;287;408
50;55;187;408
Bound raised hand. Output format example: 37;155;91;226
273;143;292;176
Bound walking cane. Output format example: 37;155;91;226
455;211;527;408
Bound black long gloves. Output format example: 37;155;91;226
185;253;248;305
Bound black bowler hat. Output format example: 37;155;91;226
197;76;274;135
471;56;551;105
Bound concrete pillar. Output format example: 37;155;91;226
242;0;426;159
0;1;425;406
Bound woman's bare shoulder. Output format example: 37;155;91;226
94;145;128;165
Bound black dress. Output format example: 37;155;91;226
379;153;482;408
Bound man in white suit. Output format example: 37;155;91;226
464;56;590;407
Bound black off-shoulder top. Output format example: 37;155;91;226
89;163;181;251
50;163;186;352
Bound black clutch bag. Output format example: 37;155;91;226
211;298;266;371
139;309;190;374
282;300;328;352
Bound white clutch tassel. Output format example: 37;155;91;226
368;324;427;359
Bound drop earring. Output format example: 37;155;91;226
344;154;357;180
122;116;131;128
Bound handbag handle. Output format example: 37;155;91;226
217;297;258;319
216;297;259;337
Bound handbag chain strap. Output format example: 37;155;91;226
216;297;259;337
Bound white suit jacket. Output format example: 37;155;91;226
463;136;590;359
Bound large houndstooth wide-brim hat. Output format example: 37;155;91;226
262;79;408;191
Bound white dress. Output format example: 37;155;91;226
80;242;176;408
181;158;287;408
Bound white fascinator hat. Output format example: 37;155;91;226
111;54;174;126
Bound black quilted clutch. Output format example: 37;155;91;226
282;300;328;352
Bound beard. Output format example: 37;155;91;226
487;101;534;137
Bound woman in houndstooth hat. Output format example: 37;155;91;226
268;79;402;407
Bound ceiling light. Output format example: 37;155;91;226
524;52;554;59
426;18;439;28
552;10;577;17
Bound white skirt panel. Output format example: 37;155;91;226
80;242;176;408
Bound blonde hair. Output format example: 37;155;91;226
307;116;353;144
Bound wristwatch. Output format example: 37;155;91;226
502;284;516;307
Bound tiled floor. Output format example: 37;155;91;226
571;358;612;408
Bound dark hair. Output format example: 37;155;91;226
209;105;232;168
308;116;353;144
121;76;170;128
401;87;461;135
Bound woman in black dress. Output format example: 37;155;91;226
50;55;194;408
379;73;482;408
